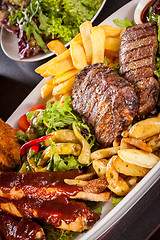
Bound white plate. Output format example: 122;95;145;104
0;0;107;62
6;0;160;239
134;0;151;24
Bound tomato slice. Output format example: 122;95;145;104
19;114;30;132
29;105;45;112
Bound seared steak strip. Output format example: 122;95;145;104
0;211;46;240
72;63;138;147
119;22;159;116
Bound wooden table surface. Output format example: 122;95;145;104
0;0;160;239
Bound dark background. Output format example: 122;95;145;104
0;0;160;239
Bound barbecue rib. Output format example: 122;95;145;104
72;63;138;147
0;211;46;240
119;22;159;117
0;196;100;232
0;171;110;202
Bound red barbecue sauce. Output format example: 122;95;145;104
0;170;83;199
0;211;45;240
141;0;160;23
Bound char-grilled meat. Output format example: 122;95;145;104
72;63;138;147
119;22;159;117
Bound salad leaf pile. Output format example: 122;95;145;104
0;0;103;58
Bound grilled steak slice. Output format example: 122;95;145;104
119;22;159;116
72;63;138;147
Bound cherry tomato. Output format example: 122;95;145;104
29;104;45;112
19;114;30;132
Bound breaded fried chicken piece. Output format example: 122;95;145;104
0;118;21;171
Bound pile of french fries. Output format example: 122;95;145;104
35;21;123;104
63;116;160;197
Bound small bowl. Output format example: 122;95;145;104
134;0;152;24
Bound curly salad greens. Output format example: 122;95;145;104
0;0;103;59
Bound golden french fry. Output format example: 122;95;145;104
52;77;75;96
92;159;108;177
35;49;71;75
118;149;159;168
53;69;79;84
119;28;126;38
75;172;96;180
90;146;120;160
46;56;75;77
113;138;121;147
99;25;122;37
70;41;87;69
122;138;152;152
106;156;119;188
64;179;87;187
80;21;92;63
41;84;54;98
57;91;72;107
105;37;121;52
114;156;149;176
47;94;62;104
108;177;129;196
72;33;83;45
72;122;91;165
129;116;160;140
47;40;67;55
92;27;105;64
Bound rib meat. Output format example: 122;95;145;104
0;211;46;240
119;22;159;116
72;63;138;147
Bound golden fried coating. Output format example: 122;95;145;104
0;118;21;171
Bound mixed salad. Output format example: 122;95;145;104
0;0;103;59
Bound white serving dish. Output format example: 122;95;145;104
0;0;107;62
6;0;160;239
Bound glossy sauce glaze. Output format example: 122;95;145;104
0;211;45;240
0;195;100;228
141;0;160;23
0;170;83;198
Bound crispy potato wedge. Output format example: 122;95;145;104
120;138;136;150
114;156;149;176
53;69;79;84
105;37;121;52
146;134;160;152
75;172;96;181
70;41;87;69
91;27;105;64
52;76;75;96
118;149;159;168
106;156;119;188
80;21;92;64
99;25;122;37
108;177;129;196
47;40;67;55
122;138;152;152
129;116;160;140
91;146;120;160
92;159;108;177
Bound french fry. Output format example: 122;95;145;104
53;69;79;84
52;77;75;96
90;146;120;160
118;149;159;168
72;33;83;45
105;37;121;52
70;41;87;69
57;91;72;107
47;40;67;55
91;27;105;64
122;138;152;152
64;179;87;187
41;84;55;98
108;177;129;196
92;159;108;177
75;172;96;180
129;116;160;140
80;21;92;63
46;56;75;77
106;156;119;188
35;49;71;75
99;25;122;37
114;156;149;177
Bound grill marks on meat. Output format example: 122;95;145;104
72;63;138;147
119;22;159;116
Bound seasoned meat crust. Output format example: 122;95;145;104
72;63;138;147
119;22;159;117
0;118;21;171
